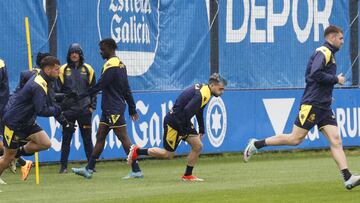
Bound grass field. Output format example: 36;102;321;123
2;150;360;202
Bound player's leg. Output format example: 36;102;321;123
0;122;4;155
1;124;19;174
59;117;76;173
113;126;137;164
322;125;347;169
113;126;144;179
78;114;93;162
2;137;29;176
127;146;174;164
0;141;3;156
16;140;32;180
259;125;309;146
0;147;17;179
149;147;174;158
0;139;16;174
19;130;51;154
0;136;13;174
321;124;360;190
244;104;316;162
127;122;176;164
185;135;203;166
182;134;204;181
87;123;109;170
243;125;308;162
72;123;109;179
16;124;51;157
0;123;19;181
17;129;50;180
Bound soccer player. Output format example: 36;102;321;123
0;58;9;184
71;38;142;179
127;73;227;181
0;58;30;182
0;56;75;182
6;52;52;179
57;43;96;173
243;25;360;190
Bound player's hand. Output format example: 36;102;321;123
89;107;94;113
337;73;345;85
131;113;139;122
60;92;79;110
60;97;76;111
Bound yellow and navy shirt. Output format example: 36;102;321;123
3;71;61;129
87;56;136;115
57;62;97;115
167;84;212;135
0;59;9;116
301;42;339;109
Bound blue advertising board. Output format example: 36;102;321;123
219;0;352;88
0;0;49;90
34;88;360;162
56;0;210;91
0;0;355;91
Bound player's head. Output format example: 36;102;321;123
208;73;227;97
324;25;343;49
99;38;117;59
36;52;52;68
40;56;60;79
67;43;84;64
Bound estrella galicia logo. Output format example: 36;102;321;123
206;97;227;147
97;0;160;76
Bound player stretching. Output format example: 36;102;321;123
127;73;226;181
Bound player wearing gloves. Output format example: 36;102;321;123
0;56;76;181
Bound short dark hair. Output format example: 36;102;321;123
36;52;52;67
40;56;60;69
209;73;227;86
99;38;118;50
324;25;343;37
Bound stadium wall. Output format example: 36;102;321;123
0;0;49;91
33;88;360;162
0;0;359;162
220;0;352;88
1;0;355;91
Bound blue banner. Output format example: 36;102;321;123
219;0;351;88
33;88;360;162
57;0;210;91
0;0;359;163
0;0;49;91
0;0;354;91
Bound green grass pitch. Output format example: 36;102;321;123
2;150;360;202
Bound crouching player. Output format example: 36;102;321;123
127;73;226;181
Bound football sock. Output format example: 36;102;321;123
17;157;26;166
87;156;96;171
184;165;193;176
137;148;148;156
15;146;34;158
254;140;266;149
131;160;141;172
341;169;352;181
